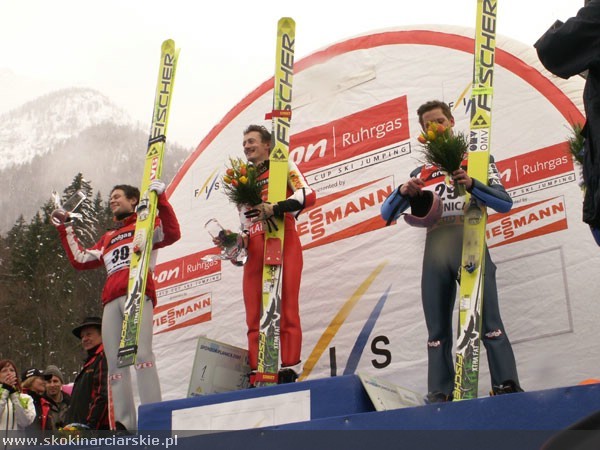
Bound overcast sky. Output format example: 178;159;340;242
0;0;584;148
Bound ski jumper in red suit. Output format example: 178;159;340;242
55;193;180;430
240;160;316;371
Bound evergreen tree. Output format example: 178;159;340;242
7;216;29;279
60;173;97;246
0;175;112;379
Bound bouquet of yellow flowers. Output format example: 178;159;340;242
222;157;263;208
59;422;90;437
418;121;469;195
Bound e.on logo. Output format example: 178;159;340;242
153;265;180;286
153;249;221;289
495;142;573;190
289;95;410;173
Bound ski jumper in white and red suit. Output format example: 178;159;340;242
56;193;180;430
239;160;316;372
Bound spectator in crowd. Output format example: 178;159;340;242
21;368;53;430
0;360;36;431
65;316;110;430
44;365;71;429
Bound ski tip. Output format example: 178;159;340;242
161;39;176;51
278;17;295;27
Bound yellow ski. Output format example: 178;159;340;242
453;0;498;400
255;18;295;385
117;39;179;367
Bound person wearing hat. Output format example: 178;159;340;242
380;100;522;403
65;316;110;430
21;368;53;430
52;181;180;430
0;359;36;431
43;365;71;429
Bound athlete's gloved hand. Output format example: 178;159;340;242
244;202;274;220
149;179;166;195
244;203;279;233
50;209;70;227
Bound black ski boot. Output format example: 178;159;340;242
490;380;524;396
277;368;299;384
425;391;453;404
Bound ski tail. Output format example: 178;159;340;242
117;39;179;368
453;0;498;400
255;17;295;386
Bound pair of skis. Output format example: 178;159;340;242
117;21;294;379
453;0;499;400
117;40;179;368
254;17;296;386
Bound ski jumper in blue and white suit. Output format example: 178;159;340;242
381;157;521;397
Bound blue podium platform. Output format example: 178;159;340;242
136;375;600;450
139;375;375;430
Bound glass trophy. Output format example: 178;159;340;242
51;190;86;224
202;218;247;265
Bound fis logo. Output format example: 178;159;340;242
447;82;475;118
194;168;220;201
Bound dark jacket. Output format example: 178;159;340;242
21;390;53;431
47;391;71;429
65;344;110;430
535;0;600;228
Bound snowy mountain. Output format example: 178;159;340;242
0;88;135;171
1;87;191;233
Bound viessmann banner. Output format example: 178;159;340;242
150;25;596;401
